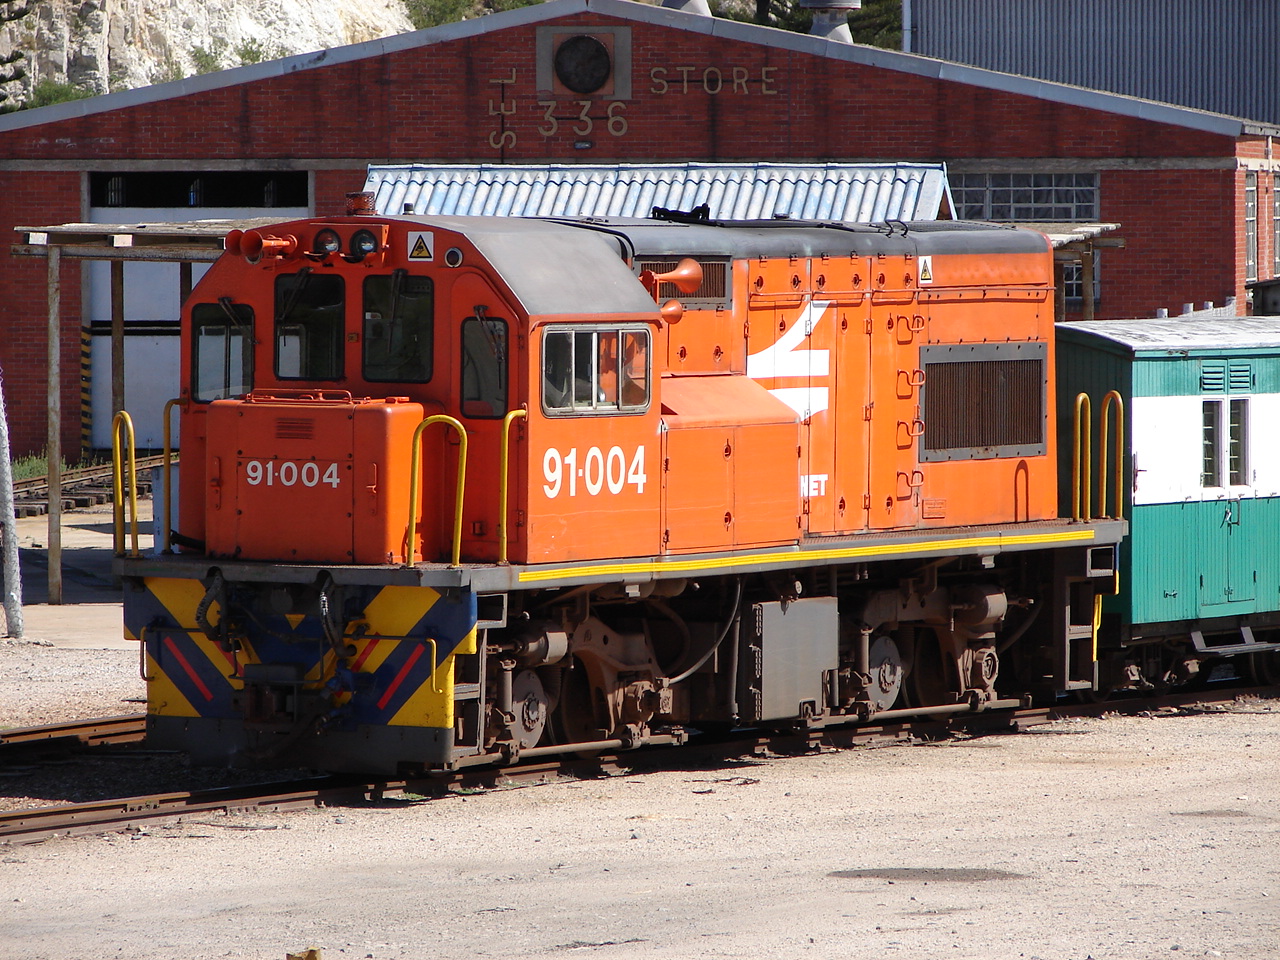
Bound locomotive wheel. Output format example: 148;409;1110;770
549;657;606;746
903;629;951;708
1246;650;1280;687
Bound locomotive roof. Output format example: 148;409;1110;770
539;217;1051;259
398;215;659;317
1057;317;1280;353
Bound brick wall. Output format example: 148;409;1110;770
0;171;85;459
0;11;1264;451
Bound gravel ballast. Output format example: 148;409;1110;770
2;641;1279;959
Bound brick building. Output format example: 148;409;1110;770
2;0;1275;457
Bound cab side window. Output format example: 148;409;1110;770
275;270;344;380
460;316;508;418
543;326;649;415
192;299;254;401
363;271;433;383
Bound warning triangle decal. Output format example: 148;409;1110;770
409;235;432;260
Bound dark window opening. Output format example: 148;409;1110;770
191;300;254;402
460;317;508;419
89;171;308;208
363;272;434;383
275;272;345;381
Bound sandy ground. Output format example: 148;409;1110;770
1;644;1278;960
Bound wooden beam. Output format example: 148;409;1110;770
46;247;62;605
111;260;125;419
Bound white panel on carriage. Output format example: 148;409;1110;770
1130;395;1204;506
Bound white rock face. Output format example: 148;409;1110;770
0;0;415;108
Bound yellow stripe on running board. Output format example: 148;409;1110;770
516;528;1098;584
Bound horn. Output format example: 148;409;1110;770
653;257;703;295
240;230;298;262
224;229;244;255
660;299;684;324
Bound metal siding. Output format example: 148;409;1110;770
365;163;950;222
911;0;1280;125
1054;328;1132;518
1131;358;1199;398
1125;502;1202;627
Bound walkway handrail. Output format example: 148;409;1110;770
407;415;468;567
1071;393;1092;521
161;398;183;554
111;410;140;557
498;408;528;564
1098;390;1125;521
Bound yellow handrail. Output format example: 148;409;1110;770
407;415;468;567
1071;393;1091;521
111;410;140;557
161;398;183;554
498;408;528;564
1098;389;1125;521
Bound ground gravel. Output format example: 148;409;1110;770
2;641;1279;960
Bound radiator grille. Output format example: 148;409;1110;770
922;357;1044;459
637;259;728;302
275;417;315;440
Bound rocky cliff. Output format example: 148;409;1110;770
0;0;414;108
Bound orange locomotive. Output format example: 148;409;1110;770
117;207;1123;772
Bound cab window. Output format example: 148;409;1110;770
460;316;508;418
275;270;344;380
191;299;254;402
543;326;649;415
363;271;433;382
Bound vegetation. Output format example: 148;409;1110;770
26;79;93;108
405;0;541;31
717;0;901;47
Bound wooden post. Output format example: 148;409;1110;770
179;261;192;306
47;246;62;605
1080;244;1096;321
1053;259;1066;324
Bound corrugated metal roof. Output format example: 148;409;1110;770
364;162;953;222
909;0;1280;127
1058;318;1280;353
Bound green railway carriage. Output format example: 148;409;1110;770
1057;319;1280;687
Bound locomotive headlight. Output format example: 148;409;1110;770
350;229;379;260
312;229;341;256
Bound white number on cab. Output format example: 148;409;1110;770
542;446;647;498
244;459;341;489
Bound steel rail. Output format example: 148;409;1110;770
2;685;1274;845
0;714;146;764
13;455;172;498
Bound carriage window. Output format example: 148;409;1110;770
1202;398;1250;488
542;326;650;416
363;272;433;382
191;300;254;401
460;316;507;419
275;270;344;380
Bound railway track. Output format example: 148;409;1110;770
10;456;167;517
0;714;146;757
2;684;1275;846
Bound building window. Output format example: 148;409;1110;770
89;171;308;208
951;172;1098;221
951;171;1099;301
1245;172;1258;283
